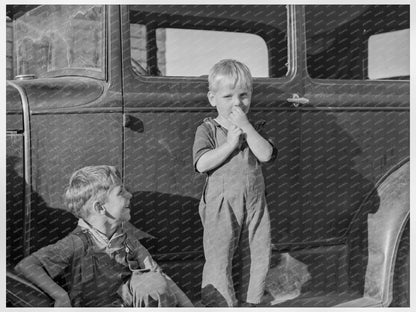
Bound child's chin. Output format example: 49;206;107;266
121;214;131;222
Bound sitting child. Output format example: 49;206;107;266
15;165;193;307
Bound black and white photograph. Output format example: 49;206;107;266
3;1;412;309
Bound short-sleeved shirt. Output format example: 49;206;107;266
30;220;157;307
193;117;277;177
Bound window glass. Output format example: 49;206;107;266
305;5;409;80
14;5;105;78
368;29;409;80
129;5;287;78
158;28;268;77
130;23;147;76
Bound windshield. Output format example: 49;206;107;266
13;5;105;79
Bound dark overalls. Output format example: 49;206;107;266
26;221;177;307
193;117;272;306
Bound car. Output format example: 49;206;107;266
6;4;409;307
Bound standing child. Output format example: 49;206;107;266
15;165;193;307
193;59;277;307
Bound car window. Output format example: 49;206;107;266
305;5;409;80
158;28;268;77
367;29;409;80
129;5;287;78
13;5;105;78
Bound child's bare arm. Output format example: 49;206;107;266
244;125;274;162
196;124;242;173
15;256;71;307
229;106;274;162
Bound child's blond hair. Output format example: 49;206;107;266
64;165;122;219
208;59;253;92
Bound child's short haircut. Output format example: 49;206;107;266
64;165;122;219
208;59;253;92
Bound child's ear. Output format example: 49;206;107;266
207;91;216;107
93;201;106;214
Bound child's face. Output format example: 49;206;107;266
102;184;132;223
208;76;252;120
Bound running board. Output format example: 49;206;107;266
335;297;382;307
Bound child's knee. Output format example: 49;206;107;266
134;271;169;293
129;271;177;307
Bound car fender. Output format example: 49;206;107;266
363;159;409;306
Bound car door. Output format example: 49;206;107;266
120;5;304;298
297;4;410;296
6;5;124;262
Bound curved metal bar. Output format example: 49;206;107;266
364;160;409;306
7;81;32;257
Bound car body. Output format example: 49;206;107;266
6;4;409;307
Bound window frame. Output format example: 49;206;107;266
125;4;292;84
304;4;410;82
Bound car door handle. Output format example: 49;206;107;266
287;93;310;108
124;115;144;133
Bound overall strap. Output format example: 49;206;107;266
68;228;94;306
71;228;93;256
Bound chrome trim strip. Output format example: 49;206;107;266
28;106;409;114
7;81;32;257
